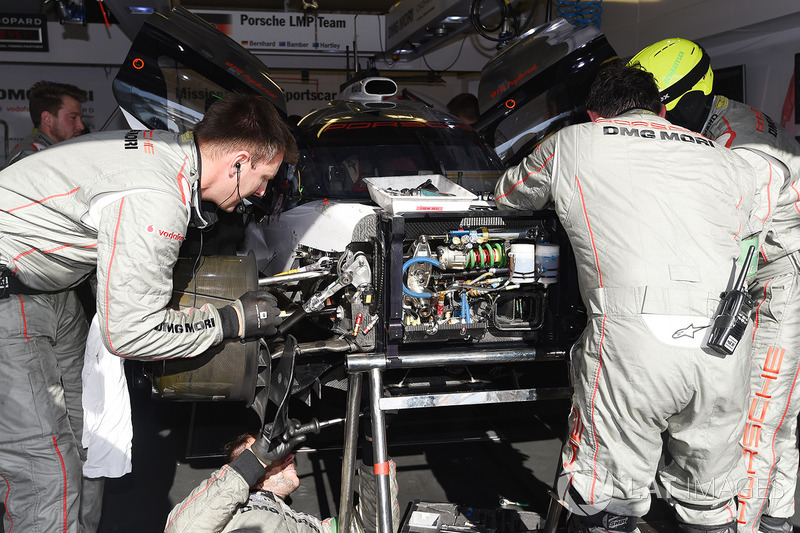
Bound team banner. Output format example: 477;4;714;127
193;11;384;54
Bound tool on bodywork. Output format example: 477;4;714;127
707;245;756;356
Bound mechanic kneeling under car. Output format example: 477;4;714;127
494;62;776;533
165;424;399;533
0;93;297;533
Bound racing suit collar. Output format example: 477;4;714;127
615;108;659;117
189;134;218;230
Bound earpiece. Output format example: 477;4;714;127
235;162;241;170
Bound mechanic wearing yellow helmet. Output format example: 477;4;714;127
496;61;776;533
631;38;800;533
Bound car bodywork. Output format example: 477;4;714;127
111;7;617;418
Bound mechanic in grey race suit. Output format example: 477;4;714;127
2;80;104;532
4;80;88;168
631;38;800;533
495;62;777;533
0;93;297;533
165;431;399;533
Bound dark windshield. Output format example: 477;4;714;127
295;118;503;201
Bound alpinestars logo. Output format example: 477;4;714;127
672;323;710;339
145;224;185;242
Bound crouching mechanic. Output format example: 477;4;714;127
494;62;776;533
0;93;298;533
630;38;800;533
164;423;400;533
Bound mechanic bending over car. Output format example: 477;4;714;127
495;62;778;533
632;38;800;533
4;80;88;168
0;93;298;533
165;424;400;533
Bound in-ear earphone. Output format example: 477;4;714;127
235;162;241;170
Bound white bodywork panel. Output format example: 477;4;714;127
246;200;380;275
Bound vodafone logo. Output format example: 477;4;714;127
144;224;185;242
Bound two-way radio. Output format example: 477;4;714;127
707;245;756;356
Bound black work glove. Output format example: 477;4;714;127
220;290;281;341
251;419;306;466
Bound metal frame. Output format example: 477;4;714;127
337;348;570;533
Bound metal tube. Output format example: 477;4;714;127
348;348;566;372
378;386;572;410
339;373;363;533
369;368;393;533
543;492;564;533
259;270;329;286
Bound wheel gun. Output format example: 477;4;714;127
707;245;756;356
286;412;366;439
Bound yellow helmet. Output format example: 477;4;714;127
627;38;713;111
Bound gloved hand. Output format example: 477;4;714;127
220;290;281;341
251;419;306;466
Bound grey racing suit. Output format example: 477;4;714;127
494;110;776;528
0;129;225;532
3;128;55;168
164;449;400;533
700;97;800;532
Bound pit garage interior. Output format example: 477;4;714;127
3;1;800;533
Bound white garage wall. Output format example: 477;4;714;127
600;0;800;128
2;0;800;163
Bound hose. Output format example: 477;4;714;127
402;256;441;298
556;0;602;28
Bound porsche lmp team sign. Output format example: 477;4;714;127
194;11;384;55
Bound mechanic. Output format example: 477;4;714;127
164;427;399;533
0;93;297;533
1;79;110;533
494;62;776;533
4;80;88;168
446;92;480;124
630;38;800;533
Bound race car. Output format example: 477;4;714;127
109;6;615;419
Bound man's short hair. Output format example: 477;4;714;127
585;61;662;118
223;432;257;462
446;93;480;124
195;93;299;168
29;81;88;127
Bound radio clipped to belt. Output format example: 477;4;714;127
707;245;756;356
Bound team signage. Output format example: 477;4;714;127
0;13;48;52
194;10;383;54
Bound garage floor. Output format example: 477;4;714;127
96;379;570;533
5;368;798;533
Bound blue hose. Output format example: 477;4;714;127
556;0;602;28
402;257;441;298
